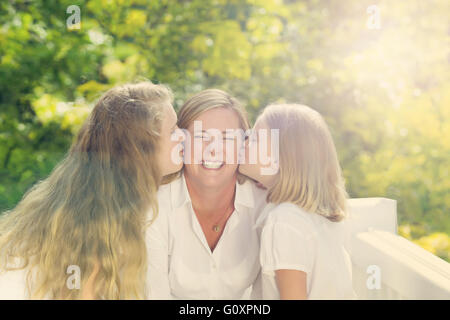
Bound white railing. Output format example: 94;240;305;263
347;198;450;299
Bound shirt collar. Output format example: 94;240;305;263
170;173;255;212
170;173;191;209
234;179;255;211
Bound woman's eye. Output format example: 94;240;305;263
194;134;210;140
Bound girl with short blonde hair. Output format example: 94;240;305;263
239;103;355;299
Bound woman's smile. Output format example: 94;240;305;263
201;160;224;170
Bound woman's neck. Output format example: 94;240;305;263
184;174;237;217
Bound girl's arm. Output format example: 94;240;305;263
275;269;307;300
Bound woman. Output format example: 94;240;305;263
239;103;355;299
146;89;267;299
0;81;184;299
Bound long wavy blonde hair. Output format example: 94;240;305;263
0;81;172;299
260;104;348;222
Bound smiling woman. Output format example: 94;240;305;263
146;89;267;299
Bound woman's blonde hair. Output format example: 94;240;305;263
164;89;249;184
260;104;348;222
0;81;172;299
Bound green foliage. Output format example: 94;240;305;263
0;0;448;261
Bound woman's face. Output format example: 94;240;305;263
238;119;279;188
184;107;242;189
157;103;185;177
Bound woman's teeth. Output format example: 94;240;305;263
202;160;223;169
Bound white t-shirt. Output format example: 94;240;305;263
0;268;30;299
146;173;267;299
256;202;355;300
0;257;37;299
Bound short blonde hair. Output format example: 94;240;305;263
165;89;250;184
259;104;348;222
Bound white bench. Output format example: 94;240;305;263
347;198;450;299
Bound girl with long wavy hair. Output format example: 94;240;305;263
0;81;184;299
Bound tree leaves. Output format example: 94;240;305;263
0;0;448;261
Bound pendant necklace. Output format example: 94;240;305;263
212;205;234;233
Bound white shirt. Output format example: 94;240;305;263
146;173;267;299
255;202;355;300
0;257;40;299
0;268;30;299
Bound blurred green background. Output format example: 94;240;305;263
0;0;449;261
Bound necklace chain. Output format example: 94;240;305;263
193;203;234;233
211;204;234;232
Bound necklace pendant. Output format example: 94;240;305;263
213;225;221;232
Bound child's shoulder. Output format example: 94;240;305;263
268;202;313;221
265;202;319;237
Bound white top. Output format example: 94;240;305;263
0;257;41;299
0;267;30;299
146;173;267;299
255;202;355;300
